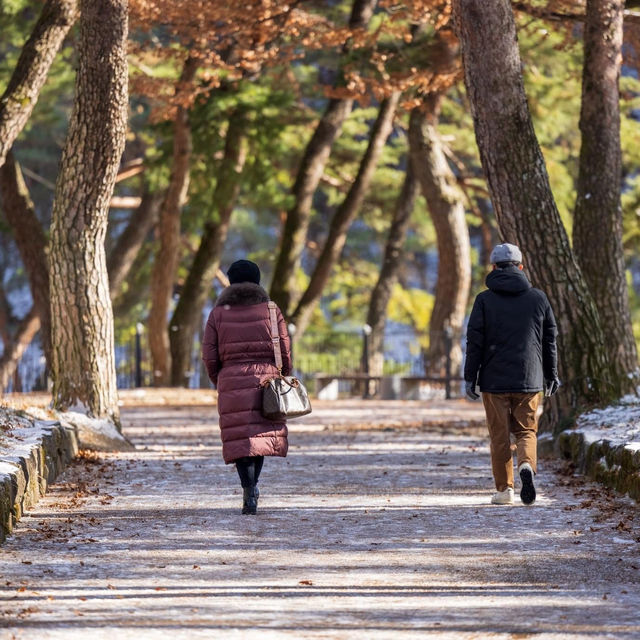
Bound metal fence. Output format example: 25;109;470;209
2;326;463;396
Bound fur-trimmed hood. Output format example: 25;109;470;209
215;282;270;307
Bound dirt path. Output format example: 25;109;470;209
0;400;639;639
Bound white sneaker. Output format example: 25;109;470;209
491;488;514;505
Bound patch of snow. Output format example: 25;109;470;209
61;411;122;439
574;392;640;450
612;536;635;544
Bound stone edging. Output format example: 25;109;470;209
0;419;78;544
540;431;640;501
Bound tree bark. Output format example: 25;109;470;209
107;189;162;298
169;111;248;386
289;91;400;339
0;150;51;367
452;0;616;412
0;308;40;392
0;0;79;168
408;99;471;378
112;242;154;318
269;0;378;316
573;0;638;387
365;157;420;376
148;57;198;387
0;284;11;346
49;0;128;423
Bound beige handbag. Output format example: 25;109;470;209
261;301;312;420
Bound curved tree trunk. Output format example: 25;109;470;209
0;0;78;168
452;0;615;414
0;151;51;368
49;0;128;424
573;0;638;387
169;111;248;386
107;189;162;298
408;99;471;378
269;0;378;316
0;308;40;392
148;57;198;387
289;92;400;339
365;157;419;376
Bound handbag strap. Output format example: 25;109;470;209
267;301;283;373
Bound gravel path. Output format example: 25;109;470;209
0;399;639;639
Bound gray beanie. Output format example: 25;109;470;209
490;243;522;264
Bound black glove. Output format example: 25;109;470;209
545;377;561;397
465;380;480;401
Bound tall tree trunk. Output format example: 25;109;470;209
269;0;378;316
148;57;198;387
0;308;40;392
365;157;420;376
289;92;400;339
573;0;638;386
49;0;128;423
0;151;51;367
476;196;495;267
408;98;471;378
0;284;11;346
112;242;154;317
169;112;248;386
0;0;79;168
107;189;162;298
452;0;615;414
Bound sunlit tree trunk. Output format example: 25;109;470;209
148;57;198;386
49;0;128;424
269;0;378;316
0;0;78;168
0;151;51;368
573;0;638;388
365;158;419;376
408;99;471;378
169;111;248;386
289;92;400;339
453;0;616;416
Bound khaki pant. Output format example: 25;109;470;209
482;392;541;492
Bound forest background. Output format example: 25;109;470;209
1;0;640;432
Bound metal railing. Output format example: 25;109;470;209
2;325;463;398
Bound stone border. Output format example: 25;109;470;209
0;419;78;544
543;430;640;501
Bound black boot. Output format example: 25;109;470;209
242;486;258;515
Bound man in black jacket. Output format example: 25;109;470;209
464;243;560;506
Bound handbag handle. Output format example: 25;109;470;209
267;301;283;373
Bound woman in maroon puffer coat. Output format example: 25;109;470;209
202;259;292;515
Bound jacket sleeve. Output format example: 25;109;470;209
542;298;558;381
464;295;484;384
276;306;292;376
201;310;221;386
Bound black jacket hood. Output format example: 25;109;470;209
485;265;531;295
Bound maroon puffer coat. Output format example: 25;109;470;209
202;282;292;464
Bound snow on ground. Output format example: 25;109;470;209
575;393;640;451
0;399;638;639
0;407;49;464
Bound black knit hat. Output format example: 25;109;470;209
227;259;261;285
